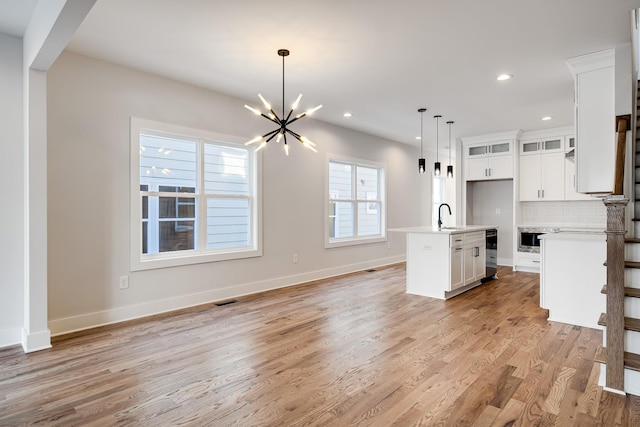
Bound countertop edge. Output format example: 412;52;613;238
388;225;497;235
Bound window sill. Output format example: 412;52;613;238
325;235;386;249
132;247;262;271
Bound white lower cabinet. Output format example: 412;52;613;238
463;232;486;286
404;228;490;300
450;245;464;290
514;251;541;272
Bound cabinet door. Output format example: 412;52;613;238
464;246;476;285
540;152;565;200
519;155;541;201
474;246;486;282
487;155;513;179
564;137;592;200
575;66;615;193
489;141;512;155
520;141;540;155
467;144;488;157
450;247;464;290
465;157;489;181
542;138;563;152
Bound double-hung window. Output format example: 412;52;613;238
131;118;261;270
326;156;386;247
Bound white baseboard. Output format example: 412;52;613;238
21;328;51;353
0;327;22;349
48;255;406;336
497;257;513;267
598;363;640;397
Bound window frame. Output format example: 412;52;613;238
130;117;262;271
325;154;387;248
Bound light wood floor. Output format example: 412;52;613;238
2;264;640;426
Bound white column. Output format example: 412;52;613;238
22;68;50;352
20;0;97;352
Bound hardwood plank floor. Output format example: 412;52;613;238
2;264;640;426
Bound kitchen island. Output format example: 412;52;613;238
539;231;606;329
390;225;497;299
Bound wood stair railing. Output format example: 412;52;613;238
601;115;629;393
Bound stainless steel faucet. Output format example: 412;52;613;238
438;203;451;229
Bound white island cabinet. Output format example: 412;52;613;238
540;231;606;329
390;226;495;300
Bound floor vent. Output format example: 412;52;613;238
215;299;238;306
366;269;377;272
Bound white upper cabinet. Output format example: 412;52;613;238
463;136;516;181
566;49;615;194
564;136;593;201
518;138;565;201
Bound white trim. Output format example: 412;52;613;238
48;255;406;336
566;48;615;76
130;117;263;271
0;327;22;349
325;153;387;248
21;328;51;353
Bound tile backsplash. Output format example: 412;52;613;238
520;200;606;228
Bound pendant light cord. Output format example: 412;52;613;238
420;112;424;157
282;53;285;118
436;117;439;161
448;122;451;162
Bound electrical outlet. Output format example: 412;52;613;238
387;241;391;249
496;208;501;215
119;276;129;289
293;253;299;263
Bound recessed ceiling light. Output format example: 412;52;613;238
496;74;512;81
415;136;422;140
541;116;552;121
343;112;352;118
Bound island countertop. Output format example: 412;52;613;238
389;225;497;235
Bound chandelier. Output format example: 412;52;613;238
244;49;322;155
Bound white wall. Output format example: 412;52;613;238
46;51;423;334
0;33;25;347
465;180;514;266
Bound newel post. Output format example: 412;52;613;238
603;195;629;393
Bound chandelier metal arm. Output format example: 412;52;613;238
262;128;281;142
287;113;306;126
260;112;280;125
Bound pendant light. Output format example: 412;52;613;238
244;49;322;155
446;121;454;178
434;115;442;176
418;108;426;174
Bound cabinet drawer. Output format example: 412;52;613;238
465;231;485;244
450;234;464;247
515;253;541;267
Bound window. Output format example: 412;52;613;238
131;118;261;270
326;157;386;247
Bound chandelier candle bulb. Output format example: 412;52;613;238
258;94;271;110
245;135;262;146
244;104;261;115
292;94;303;110
306;104;323;115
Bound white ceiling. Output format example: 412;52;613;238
3;0;640;147
0;0;37;37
